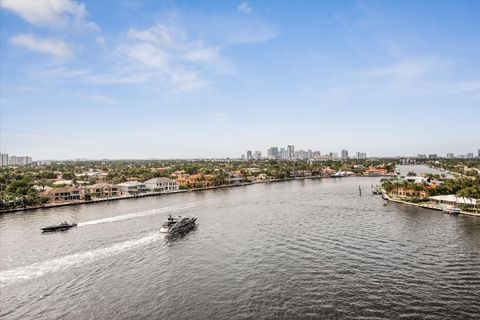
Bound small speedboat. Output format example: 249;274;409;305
41;221;77;232
160;215;197;234
442;207;462;215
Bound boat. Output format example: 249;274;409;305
41;221;77;232
160;215;197;234
442;206;462;215
331;172;345;178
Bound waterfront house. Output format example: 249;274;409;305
84;183;120;198
364;168;388;176
391;186;430;199
117;181;147;195
143;178;179;192
228;173;244;184
40;186;82;203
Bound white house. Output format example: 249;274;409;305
117;181;147;195
143;177;179;192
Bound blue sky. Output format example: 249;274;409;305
0;0;479;159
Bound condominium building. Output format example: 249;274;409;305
1;155;32;166
267;147;279;160
287;145;295;159
0;153;8;166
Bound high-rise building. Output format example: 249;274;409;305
447;153;454;159
417;154;426;159
2;154;32;166
467;153;474;159
246;150;252;160
287;145;294;159
267;147;279;160
356;152;367;159
254;151;262;160
307;149;313;159
0;153;8;166
428;154;438;159
341;150;349;160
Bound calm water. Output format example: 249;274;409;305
1;177;480;319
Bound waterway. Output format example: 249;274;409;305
1;177;479;319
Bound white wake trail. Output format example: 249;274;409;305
78;201;209;227
0;233;162;287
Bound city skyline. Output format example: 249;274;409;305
1;0;479;159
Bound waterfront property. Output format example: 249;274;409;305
84;183;120;198
40;186;81;203
143;177;179;192
390;186;430;199
116;181;147;195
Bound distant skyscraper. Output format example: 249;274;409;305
341;150;349;160
307;149;313;159
0;153;8;166
428;154;438;159
1;154;32;166
287;145;294;159
447;153;454;159
417;154;426;159
467;153;474;159
246;150;252;160
356;152;367;159
254;151;262;160
267;147;279;159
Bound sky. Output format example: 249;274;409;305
0;0;479;160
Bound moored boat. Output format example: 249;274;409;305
41;221;77;232
442;206;462;215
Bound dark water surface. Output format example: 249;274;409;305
1;178;480;319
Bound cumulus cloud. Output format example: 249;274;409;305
0;0;97;30
364;60;439;79
238;2;252;14
111;23;225;92
10;34;72;57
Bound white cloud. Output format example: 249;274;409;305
122;42;169;69
238;2;252;14
95;36;106;46
184;47;219;63
0;0;97;30
113;23;225;92
128;25;175;47
10;33;72;57
364;60;439;79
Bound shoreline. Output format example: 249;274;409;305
0;175;390;214
384;194;480;218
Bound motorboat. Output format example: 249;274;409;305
160;215;197;234
331;172;345;178
41;221;77;232
442;206;462;215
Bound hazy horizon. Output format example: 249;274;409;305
1;0;479;159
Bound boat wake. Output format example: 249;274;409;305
0;233;162;287
78;201;208;227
